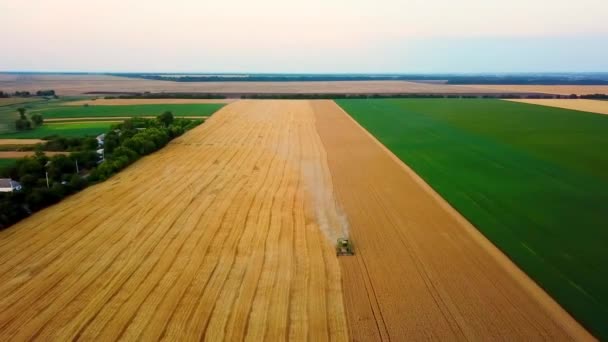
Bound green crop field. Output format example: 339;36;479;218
32;103;224;119
0;122;112;139
0;97;74;134
336;98;608;339
0;159;18;168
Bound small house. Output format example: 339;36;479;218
96;134;106;146
0;178;22;192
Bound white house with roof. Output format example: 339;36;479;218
96;134;105;146
0;178;22;192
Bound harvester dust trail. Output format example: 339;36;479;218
0;100;348;341
0;100;594;341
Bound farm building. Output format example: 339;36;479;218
96;134;105;146
0;178;22;192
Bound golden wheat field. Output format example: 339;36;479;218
0;100;348;341
506;99;608;115
0;100;594;341
461;84;608;95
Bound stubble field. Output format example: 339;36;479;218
507;98;608;115
0;99;593;340
457;84;608;95
0;100;349;341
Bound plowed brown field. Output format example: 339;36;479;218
313;100;593;341
0;73;508;95
0;100;594;341
0;100;348;341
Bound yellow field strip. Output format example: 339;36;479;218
0;100;348;340
506;99;608;115
0;139;45;146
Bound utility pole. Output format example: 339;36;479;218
75;160;80;173
45;160;51;188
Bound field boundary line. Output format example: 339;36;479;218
330;100;595;341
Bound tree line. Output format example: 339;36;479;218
0;112;203;229
111;73;608;85
104;92;226;99
1;90;56;97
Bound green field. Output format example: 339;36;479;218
33;103;224;119
336;98;608;339
0;97;76;134
0;122;112;139
0;159;18;168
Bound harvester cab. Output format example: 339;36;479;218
336;238;354;256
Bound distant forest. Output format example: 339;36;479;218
111;73;608;85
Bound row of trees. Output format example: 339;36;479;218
104;92;226;99
0;112;203;229
240;93;608;100
3;90;56;97
15;108;43;131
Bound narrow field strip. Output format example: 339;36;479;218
0;151;68;158
506;99;608;115
32;104;224;119
65;99;234;106
0;100;348;340
45;116;209;122
0;139;45;146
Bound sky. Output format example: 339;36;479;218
1;0;608;73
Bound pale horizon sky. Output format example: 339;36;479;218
1;0;608;73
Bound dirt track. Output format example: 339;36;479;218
313;100;593;341
0;100;594;340
0;100;348;340
0;139;45;146
507;99;608;115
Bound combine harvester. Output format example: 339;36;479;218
336;238;354;256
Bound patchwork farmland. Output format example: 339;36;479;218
0;99;598;340
0;101;224;139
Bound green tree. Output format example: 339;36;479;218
17;108;26;119
158;111;174;127
31;113;44;126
